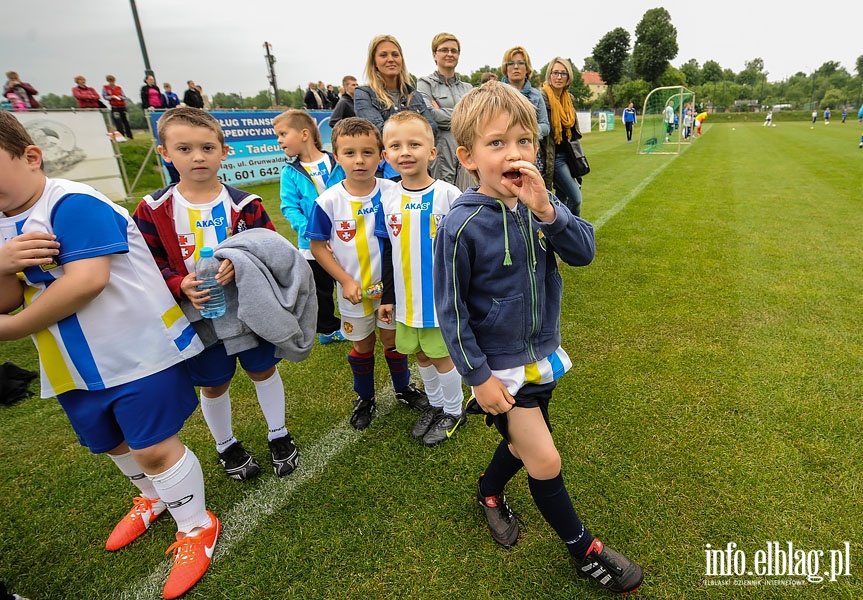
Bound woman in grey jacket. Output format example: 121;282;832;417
417;32;475;190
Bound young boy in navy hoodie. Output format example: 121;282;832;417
433;82;643;595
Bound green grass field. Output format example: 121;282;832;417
2;120;863;599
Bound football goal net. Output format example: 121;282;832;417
637;85;696;155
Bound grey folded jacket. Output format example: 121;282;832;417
182;228;317;362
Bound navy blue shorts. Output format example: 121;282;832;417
466;381;555;441
57;362;198;454
185;340;280;387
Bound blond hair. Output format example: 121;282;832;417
501;46;534;79
544;57;573;86
383;111;435;145
451;81;539;183
364;34;413;111
430;32;459;53
272;109;323;151
157;107;224;145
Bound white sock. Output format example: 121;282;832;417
201;389;236;453
418;364;444;409
439;367;465;417
253;370;287;441
149;447;210;534
109;451;160;503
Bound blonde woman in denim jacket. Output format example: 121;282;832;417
354;35;437;178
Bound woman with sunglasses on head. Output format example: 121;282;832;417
540;57;584;216
417;33;475;190
500;46;550;172
354;34;438;179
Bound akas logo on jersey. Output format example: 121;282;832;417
337;219;356;242
387;213;402;237
195;216;226;228
177;233;196;259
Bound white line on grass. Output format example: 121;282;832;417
122;156;672;599
591;157;675;231
121;391;399;600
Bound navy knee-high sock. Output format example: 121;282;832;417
347;349;375;400
384;347;410;392
528;472;594;558
479;439;524;497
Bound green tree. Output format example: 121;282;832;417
39;93;77;109
701;60;723;83
592;27;631;107
679;59;702;87
582;56;600;73
632;7;679;86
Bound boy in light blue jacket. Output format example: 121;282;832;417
275;109;346;345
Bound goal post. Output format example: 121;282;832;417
637;85;696;155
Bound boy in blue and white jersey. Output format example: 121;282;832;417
375;111;465;446
0;110;218;600
306;117;428;431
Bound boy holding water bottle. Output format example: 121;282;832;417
133;107;301;482
306;117;429;431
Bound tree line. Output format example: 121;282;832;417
35;7;863;126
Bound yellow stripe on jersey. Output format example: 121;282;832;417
33;327;75;395
352;199;375;316
524;361;542;385
188;206;205;263
399;193;416;325
162;303;185;329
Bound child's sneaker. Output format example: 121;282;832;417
318;330;345;345
476;475;519;547
411;406;442;439
105;496;166;551
422;411;466;446
268;433;299;477
162;511;221;600
395;383;429;410
572;539;644;595
350;396;376;430
218;441;260;481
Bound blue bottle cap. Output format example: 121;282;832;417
200;247;214;257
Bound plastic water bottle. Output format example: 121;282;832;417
196;247;226;319
363;281;383;299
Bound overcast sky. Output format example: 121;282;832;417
5;1;860;101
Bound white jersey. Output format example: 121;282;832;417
375;179;461;328
300;155;336;195
2;178;203;397
306;178;398;318
170;185;233;271
490;347;573;396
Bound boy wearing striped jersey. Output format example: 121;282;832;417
433;83;643;595
375;112;465;445
306;118;428;431
0;110;218;600
133;107;301;483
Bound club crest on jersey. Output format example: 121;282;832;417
177;233;196;259
337;219;357;242
387;213;402;236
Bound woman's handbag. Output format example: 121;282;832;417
565;138;590;178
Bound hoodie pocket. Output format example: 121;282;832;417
475;295;526;353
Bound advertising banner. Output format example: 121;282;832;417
14;110;126;201
148;109;334;187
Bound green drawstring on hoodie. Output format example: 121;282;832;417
495;199;513;266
